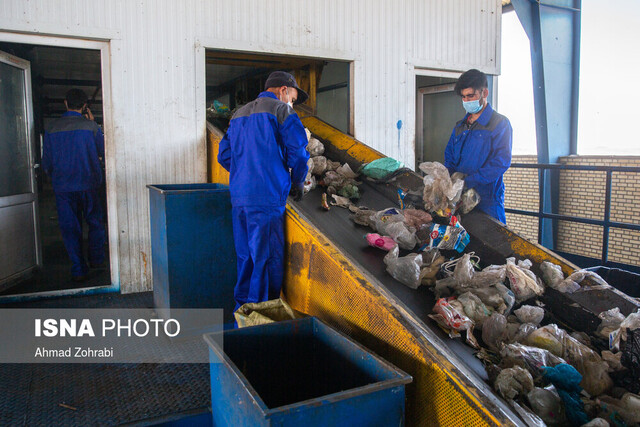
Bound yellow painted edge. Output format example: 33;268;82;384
284;205;506;426
301;116;385;164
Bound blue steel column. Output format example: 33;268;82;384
511;0;581;249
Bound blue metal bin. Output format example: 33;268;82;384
203;317;412;426
148;184;236;323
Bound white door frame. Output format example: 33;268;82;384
0;31;119;299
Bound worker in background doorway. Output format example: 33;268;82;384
42;89;106;282
444;69;513;223
218;71;310;313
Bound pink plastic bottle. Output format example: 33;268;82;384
365;233;397;251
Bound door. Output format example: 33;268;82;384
415;84;462;169
0;50;40;288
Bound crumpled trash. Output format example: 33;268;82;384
566;269;609;287
303;175;316;193
330;194;352;208
500;343;566;378
453;252;475;286
527;387;566;426
457;292;492;329
458;188;481;215
350;207;376;227
583;360;615;397
540;261;565;288
323;170;347;188
514;305;545;326
620;328;640;393
595;307;625;339
420;252;445;287
337;183;360;199
596;393;640;425
495;366;534;399
506;258;545;302
424;222;470;253
365;233;397;251
429;297;479;348
384;246;422;289
601;350;624;372
512;323;538;344
372;208;404;235
465;283;514;315
234;298;302;328
551;269;610;294
525;324;613;396
419;161;464;213
469;264;507;288
326;160;341;171
307;137;325;156
610;310;640;351
483;312;507;351
310;155;327;175
385;221;418;250
336;163;358;179
361;157;404;180
543;364;590;426
403;208;433;229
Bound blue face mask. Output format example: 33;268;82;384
462;98;483;114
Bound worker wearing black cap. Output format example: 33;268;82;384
218;71;310;314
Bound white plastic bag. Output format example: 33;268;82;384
385;221;418;250
540;261;564;287
506;259;544;302
453;253;475;286
384;246;423;289
482;312;507;351
307;137;324;156
514;305;545;326
595;307;625;339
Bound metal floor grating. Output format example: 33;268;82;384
0;292;211;426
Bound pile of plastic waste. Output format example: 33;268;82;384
301;131;640;425
303;129;361;200
429;251;640;425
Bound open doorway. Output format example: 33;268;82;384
205;50;351;135
414;75;460;170
0;42;110;297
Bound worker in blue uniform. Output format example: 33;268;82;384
444;69;513;223
218;71;310;311
42;89;106;281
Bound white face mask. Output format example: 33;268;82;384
285;88;294;108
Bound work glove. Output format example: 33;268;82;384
289;183;305;202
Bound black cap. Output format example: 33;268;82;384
264;71;309;105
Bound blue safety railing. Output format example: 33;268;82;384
505;163;640;268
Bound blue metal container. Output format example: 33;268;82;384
204;317;412;426
148;184;236;323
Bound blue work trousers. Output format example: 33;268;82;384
54;189;106;277
231;205;285;311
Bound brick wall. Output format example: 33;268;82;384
504;155;640;267
504;155;539;241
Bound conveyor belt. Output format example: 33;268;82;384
293;180;489;381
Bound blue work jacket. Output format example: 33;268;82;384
444;104;512;222
218;92;309;207
42;111;105;193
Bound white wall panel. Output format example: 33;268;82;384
0;0;502;293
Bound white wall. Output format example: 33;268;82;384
0;0;502;293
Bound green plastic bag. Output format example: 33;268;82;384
362;158;404;180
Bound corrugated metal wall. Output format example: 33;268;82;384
0;0;501;293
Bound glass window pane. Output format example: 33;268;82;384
0;61;31;197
